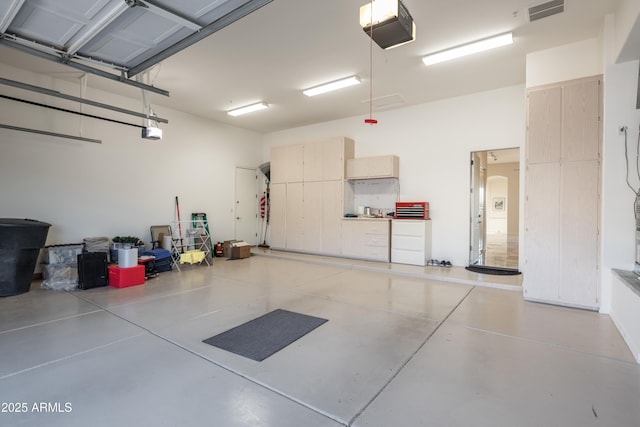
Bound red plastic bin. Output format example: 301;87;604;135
108;265;145;288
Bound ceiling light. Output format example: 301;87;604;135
303;76;361;97
227;102;269;116
422;32;513;66
359;0;415;50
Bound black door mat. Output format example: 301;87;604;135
465;265;521;276
202;309;328;361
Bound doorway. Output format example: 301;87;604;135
469;148;520;272
234;167;259;245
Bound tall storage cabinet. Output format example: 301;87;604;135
269;137;354;255
524;76;601;309
269;183;286;249
271;144;303;184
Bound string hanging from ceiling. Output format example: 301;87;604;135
365;0;378;125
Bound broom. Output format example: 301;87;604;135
258;186;270;248
175;196;184;252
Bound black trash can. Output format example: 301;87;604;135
0;218;51;297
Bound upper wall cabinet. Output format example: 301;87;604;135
304;137;355;182
271;138;354;184
271;144;304;184
346;155;399;180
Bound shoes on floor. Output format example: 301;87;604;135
428;259;452;267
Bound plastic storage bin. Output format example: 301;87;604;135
0;218;51;296
108;265;145;288
43;244;83;264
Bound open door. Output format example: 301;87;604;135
468;148;520;274
470;152;487;266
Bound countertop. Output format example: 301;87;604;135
612;269;640;298
342;216;393;221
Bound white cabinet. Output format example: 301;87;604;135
286;182;304;250
391;220;432;266
303;181;323;253
271;144;304;184
269;138;354;255
269;183;286;249
524;75;601;309
346;155;399;179
269;182;303;250
341;219;391;262
303;180;342;255
304;137;354;181
320;180;343;255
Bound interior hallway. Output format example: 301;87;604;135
0;251;638;426
484;232;520;270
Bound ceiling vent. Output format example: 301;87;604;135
360;94;405;110
528;0;565;22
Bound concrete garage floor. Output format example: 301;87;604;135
0;251;638;426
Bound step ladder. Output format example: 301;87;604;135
191;213;210;236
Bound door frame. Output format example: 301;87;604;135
468;148;521;273
234;166;259;245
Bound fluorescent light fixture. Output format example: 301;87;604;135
303;76;361;97
227;102;269;116
422;32;513;66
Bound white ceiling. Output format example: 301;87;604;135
0;0;630;134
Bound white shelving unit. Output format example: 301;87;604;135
170;220;212;271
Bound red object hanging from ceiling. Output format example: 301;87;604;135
365;0;377;125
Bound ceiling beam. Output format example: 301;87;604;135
0;38;170;96
0;123;102;144
128;0;273;77
0;77;169;124
0;94;146;129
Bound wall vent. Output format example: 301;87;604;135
528;0;564;22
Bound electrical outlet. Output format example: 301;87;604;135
619;126;628;135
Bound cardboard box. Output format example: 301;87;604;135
222;240;241;257
108;265;145;288
230;241;251;259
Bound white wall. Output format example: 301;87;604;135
263;85;525;266
0;63;263;248
615;0;640;63
526;38;603;88
601;13;640;313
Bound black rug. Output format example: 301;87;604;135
202;309;328;361
465;265;521;276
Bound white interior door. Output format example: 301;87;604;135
235;167;258;245
470;152;486;265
